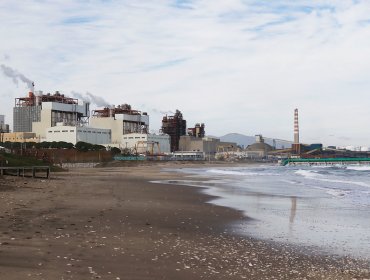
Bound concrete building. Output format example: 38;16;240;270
2;132;38;143
187;123;205;138
90;104;149;144
171;151;205;161
245;135;274;158
0;115;10;133
45;124;111;145
13;91;89;139
122;133;171;154
179;136;237;158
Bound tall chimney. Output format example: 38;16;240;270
293;108;301;154
294;108;299;144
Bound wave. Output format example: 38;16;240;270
294;169;321;179
206;168;278;177
346;165;370;171
324;189;350;198
207;169;246;176
295;169;370;188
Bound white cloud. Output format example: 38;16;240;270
0;0;370;146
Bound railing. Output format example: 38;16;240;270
281;158;370;166
0;166;50;178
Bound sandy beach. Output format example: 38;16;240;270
0;163;369;280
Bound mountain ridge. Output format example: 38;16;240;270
210;133;293;149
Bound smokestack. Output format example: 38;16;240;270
294;108;299;144
293;108;301;155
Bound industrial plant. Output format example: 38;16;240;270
161;110;186;152
2;87;369;164
2;89;173;156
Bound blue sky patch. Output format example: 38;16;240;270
172;0;193;10
62;16;98;25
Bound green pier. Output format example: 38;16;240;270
281;157;370;166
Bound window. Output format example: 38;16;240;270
70;130;74;132
62;130;68;132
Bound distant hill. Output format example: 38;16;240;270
217;133;292;149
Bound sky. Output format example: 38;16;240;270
1;0;370;146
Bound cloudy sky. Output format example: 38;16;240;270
0;0;369;146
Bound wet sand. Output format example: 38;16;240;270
0;163;369;279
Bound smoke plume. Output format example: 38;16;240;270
71;91;111;107
0;64;34;90
151;108;175;115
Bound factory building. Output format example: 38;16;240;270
45;124;111;145
122;133;170;154
90;104;149;144
179;136;237;158
0;115;10;133
171;151;205;160
180;123;237;157
187;123;205;138
2;132;38;143
13;91;90;139
245;135;274;158
161;110;186;152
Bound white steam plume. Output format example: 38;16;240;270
151;108;175;115
0;64;34;90
71;91;111;107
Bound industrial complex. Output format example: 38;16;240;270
2;89;369;163
0;90;240;160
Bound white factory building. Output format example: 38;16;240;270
90;105;149;144
45;124;111;145
13;91;90;139
11;92;172;150
122;133;171;154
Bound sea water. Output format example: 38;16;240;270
160;164;370;259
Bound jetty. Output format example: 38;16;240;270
281;157;370;166
0;166;50;178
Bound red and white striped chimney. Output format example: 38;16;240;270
294;108;299;144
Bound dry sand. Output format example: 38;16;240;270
0;163;369;280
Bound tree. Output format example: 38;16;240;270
92;144;106;151
75;141;91;152
110;147;121;155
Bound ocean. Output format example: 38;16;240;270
159;164;370;259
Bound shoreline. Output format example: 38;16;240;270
0;164;369;279
154;165;370;260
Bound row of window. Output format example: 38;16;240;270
48;130;110;135
123;136;146;140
